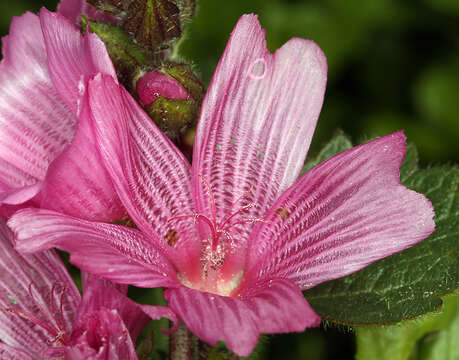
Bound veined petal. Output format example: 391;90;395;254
33;9;124;221
247;132;435;289
0;219;80;357
39;8;116;116
192;14;327;256
0;343;33;360
0;12;75;203
239;278;320;334
76;275;150;341
164;286;258;356
39;87;125;222
8;209;178;288
88;74;201;275
67;308;138;360
165;278;318;357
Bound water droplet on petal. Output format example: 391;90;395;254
248;58;267;79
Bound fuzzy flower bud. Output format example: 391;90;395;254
135;64;204;140
136;70;189;105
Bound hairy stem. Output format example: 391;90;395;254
169;321;194;360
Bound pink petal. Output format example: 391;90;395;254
0;13;75;204
239;279;320;334
0;183;42;206
0;343;33;360
39;8;116;116
88;74;201;275
0;219;80;357
38;88;125;222
8;209;178;288
76;275;150;341
0;11;123;221
57;0;118;26
164;278;319;357
191;14;327;267
67;308;138;360
247;132;435;289
141;305;178;327
35;9;123;221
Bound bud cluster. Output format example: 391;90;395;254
81;0;202;141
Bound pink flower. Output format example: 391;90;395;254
0;9;124;221
0;220;155;359
8;15;435;356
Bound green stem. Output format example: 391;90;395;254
168;321;241;360
169;321;194;360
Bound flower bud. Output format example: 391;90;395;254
135;64;204;140
136;70;189;105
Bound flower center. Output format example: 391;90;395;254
167;175;264;295
3;282;70;349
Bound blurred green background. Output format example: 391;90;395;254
1;0;458;359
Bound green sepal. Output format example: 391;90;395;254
124;0;181;51
145;96;198;140
303;138;459;324
355;293;459;360
160;63;204;101
81;16;151;83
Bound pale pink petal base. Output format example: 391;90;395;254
165;278;319;357
247;132;435;289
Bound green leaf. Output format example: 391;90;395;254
400;142;419;183
418;296;459;360
303;142;459;324
301;130;353;175
355;293;459;360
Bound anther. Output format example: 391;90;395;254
274;207;290;221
